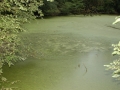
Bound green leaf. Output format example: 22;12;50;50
1;77;7;82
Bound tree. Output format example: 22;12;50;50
113;0;120;14
0;0;44;19
41;0;60;16
103;0;116;14
70;0;84;14
0;0;45;89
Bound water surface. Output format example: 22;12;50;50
3;15;120;90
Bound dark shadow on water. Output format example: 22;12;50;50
112;78;120;85
106;25;120;30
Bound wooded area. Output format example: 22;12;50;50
41;0;120;16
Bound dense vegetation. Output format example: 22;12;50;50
104;42;120;79
41;0;120;16
0;0;45;89
104;18;120;80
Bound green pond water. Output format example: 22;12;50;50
2;15;120;90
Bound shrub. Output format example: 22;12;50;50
0;0;44;19
0;0;45;89
104;42;120;79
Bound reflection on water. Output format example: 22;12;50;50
3;50;120;90
3;45;120;90
2;15;120;90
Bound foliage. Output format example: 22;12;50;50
59;2;73;15
0;0;45;74
41;0;60;16
41;0;120;16
104;16;120;80
103;0;116;14
104;41;120;79
0;0;61;89
0;15;25;89
0;0;44;19
104;17;120;80
0;0;45;89
0;16;23;64
42;0;84;15
114;0;120;13
70;0;84;14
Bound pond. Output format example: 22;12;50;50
3;15;120;90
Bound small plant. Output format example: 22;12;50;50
112;16;120;25
104;16;120;80
104;42;120;79
104;18;120;79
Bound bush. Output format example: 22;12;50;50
0;0;44;19
104;42;120;79
0;0;45;89
0;15;27;90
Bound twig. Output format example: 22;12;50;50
83;63;87;76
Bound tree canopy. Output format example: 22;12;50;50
41;0;120;16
